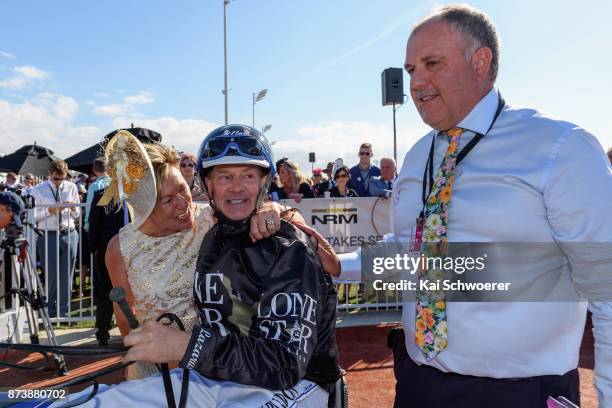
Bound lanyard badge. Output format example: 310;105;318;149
411;214;425;252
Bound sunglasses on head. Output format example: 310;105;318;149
204;137;267;160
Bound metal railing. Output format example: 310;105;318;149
27;202;94;325
334;279;403;312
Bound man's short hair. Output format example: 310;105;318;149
380;157;396;168
92;158;107;174
6;172;17;181
48;159;68;176
413;4;500;81
359;143;372;150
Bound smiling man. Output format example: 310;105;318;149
330;4;612;408
384;4;612;407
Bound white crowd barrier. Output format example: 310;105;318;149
279;197;392;254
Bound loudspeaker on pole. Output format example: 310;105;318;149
381;68;404;106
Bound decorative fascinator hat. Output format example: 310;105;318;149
98;129;157;228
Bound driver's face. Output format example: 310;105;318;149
205;165;266;221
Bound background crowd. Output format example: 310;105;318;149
0;138;396;344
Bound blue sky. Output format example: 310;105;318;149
1;0;611;172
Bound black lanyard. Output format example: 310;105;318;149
47;182;63;202
421;93;506;210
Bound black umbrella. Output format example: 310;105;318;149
65;127;162;173
0;144;62;177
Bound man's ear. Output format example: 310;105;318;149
471;46;493;81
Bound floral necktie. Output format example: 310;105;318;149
415;127;463;361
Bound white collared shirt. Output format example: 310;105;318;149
340;87;612;406
30;179;81;231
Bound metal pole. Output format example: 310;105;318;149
223;0;229;125
392;102;397;163
252;93;256;128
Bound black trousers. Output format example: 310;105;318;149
93;253;114;340
394;356;580;408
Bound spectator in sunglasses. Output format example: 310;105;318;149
269;158;314;203
180;152;207;202
29;160;80;318
329;166;358;198
348;143;380;197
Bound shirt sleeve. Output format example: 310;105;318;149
543;126;612;406
179;238;325;390
84;183;96;230
337;249;362;282
337;233;398;282
31;188;50;222
69;184;81;219
87;191;101;254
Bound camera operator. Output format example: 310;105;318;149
29;160;80;318
0;190;25;231
0;191;26;310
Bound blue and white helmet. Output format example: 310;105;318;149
196;124;275;208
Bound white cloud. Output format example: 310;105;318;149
0;51;16;59
0;65;49;90
14;65;49;80
272;120;427;173
111;116;218;154
124;91;154;105
93;103;125;116
92;92;110;98
92;91;155;116
0;76;26;89
0;93;99;158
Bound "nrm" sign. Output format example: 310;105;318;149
311;208;358;225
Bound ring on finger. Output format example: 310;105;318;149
265;217;276;227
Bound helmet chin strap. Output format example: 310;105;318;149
256;174;273;210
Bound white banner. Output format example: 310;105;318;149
281;197;391;254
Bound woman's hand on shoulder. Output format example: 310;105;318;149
291;220;341;277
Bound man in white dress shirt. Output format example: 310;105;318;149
339;4;612;407
30;160;80;318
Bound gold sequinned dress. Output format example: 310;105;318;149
118;203;213;379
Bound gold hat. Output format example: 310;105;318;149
99;130;156;228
